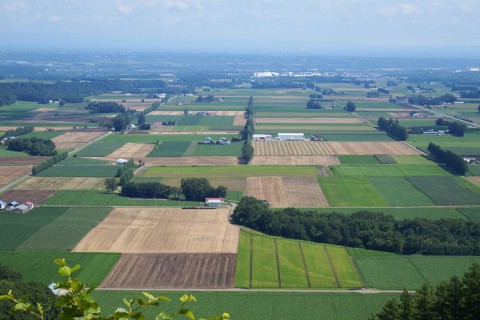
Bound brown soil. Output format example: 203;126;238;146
73;207;239;253
0;157;49;165
102;143;154;161
0;166;32;187
0;189;56;204
469;177;480;186
141;156;240;166
251;156;340;165
327;141;420;155
100;253;236;289
13;177;105;190
255;118;363;124
245;176;329;208
52;131;106;143
233;116;247;126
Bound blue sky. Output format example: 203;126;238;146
1;0;479;56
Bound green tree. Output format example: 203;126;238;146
183;108;189;115
104;178;117;193
138;112;146;126
345;101;356;112
242;143;254;163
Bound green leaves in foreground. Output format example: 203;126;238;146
1;258;230;320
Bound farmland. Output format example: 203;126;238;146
13;177;106;190
37;165;118;177
0;166;32;188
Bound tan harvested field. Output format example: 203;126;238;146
358;108;416;112
13;177;105;190
388;112;411;118
73;207;239;253
469;177;480;186
101;253;236;289
102;143;154;161
255;118;363;124
327;141;420;155
233;115;247;126
253;141;420;156
149;110;244;116
52;131;106;143
0;166;33;187
251;155;340;165
0;190;56;204
161;177;245;191
253;141;336;156
245;176;329;208
141;156;239;166
0;157;48;165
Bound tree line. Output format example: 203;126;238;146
407;93;457;105
377;117;408;141
31;152;68;175
7;137;56;156
2;125;34;138
372;263;480;320
121;181;178;199
85;101;126;113
232;197;480;255
428;142;468;175
435;118;467;137
242;96;255;163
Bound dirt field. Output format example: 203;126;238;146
251;155;340;165
252;141;420;156
101;253;236;289
140;156;239;166
73;207;239;253
245;176;329;208
0;190;56;204
0;157;48;166
102;143;154;161
469;177;480;186
0;166;33;188
13;177;105;190
255;118;364;124
233;115;247;126
52;131;106;150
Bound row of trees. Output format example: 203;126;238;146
232;197;480;255
407;93;457;105
7;137;57;156
344;101;356;112
180;178;227;201
31;152;68;175
435;118;468;137
242;96;255;163
121;181;178;199
85;101;126;113
195;95;219;103
306;99;323;109
377;117;408;141
428;142;468;175
372;263;480;320
3;125;34;138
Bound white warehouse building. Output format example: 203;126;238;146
277;133;305;141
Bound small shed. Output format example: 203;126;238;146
25;201;34;209
0;201;6;209
205;197;225;207
252;134;272;141
277;133;304;141
116;158;129;166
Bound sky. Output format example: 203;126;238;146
1;0;480;57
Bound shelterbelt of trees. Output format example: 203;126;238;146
232;197;480;256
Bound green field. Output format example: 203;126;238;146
319;176;389;207
468;165;480;175
76;142;125;157
0;252;119;286
192;142;243;156
406;176;480;205
16;207;112;251
457;207;480;222
42;190;199;207
93;290;396;320
37;165;118;177
368;176;436;206
391;155;433;165
58;157;109;166
147;141;192;157
0;207;66;250
338;155;380;165
354;255;480;290
237;230;362;289
0;147;29;157
142;166;318;179
331;164;448;176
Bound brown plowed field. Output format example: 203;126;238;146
13;177;105;190
0;166;32;187
255;118;363;124
0;190;56;204
253;141;420;156
52;131;106;143
0;157;48;166
469;177;480;186
245;176;329;208
233;116;247;126
73;207;239;253
101;253;236;289
251;155;340;165
253;141;336;156
327;141;420;155
141;156;239;166
102;143;154;161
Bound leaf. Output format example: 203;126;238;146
13;302;30;312
37;302;44;315
179;308;195;319
179;294;196;303
123;298;133;308
54;258;67;266
58;266;71;277
142;292;155;300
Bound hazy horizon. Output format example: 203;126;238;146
1;1;480;58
